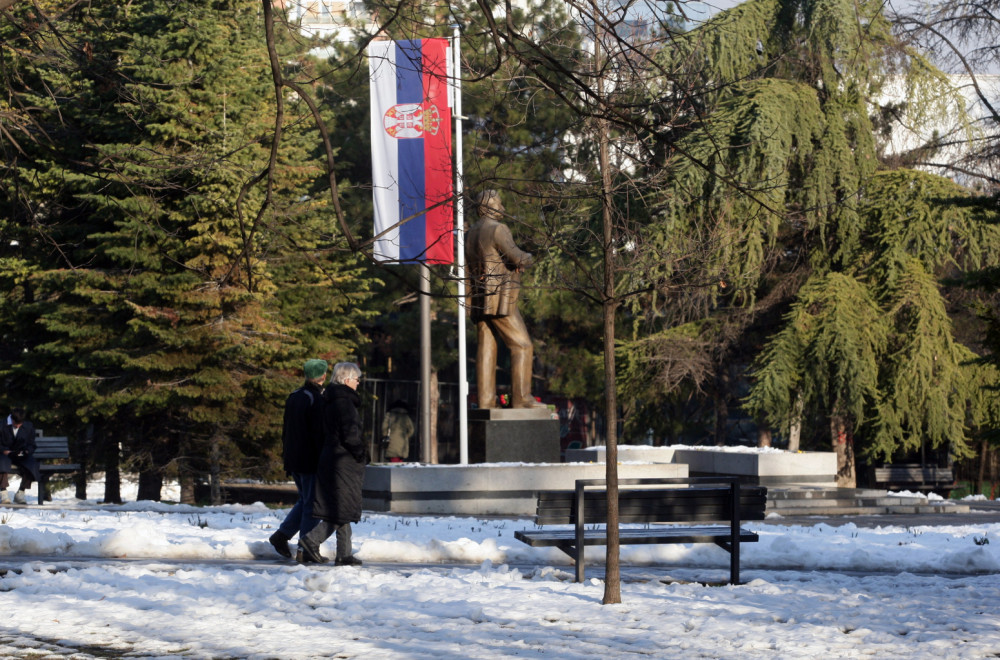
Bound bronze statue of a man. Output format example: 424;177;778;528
465;190;540;409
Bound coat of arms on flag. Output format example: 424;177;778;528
383;103;442;139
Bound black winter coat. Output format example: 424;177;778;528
313;384;367;524
281;381;325;475
0;421;40;481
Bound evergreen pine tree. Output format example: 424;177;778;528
617;0;1000;484
0;0;376;500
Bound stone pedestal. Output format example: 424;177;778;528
362;461;689;515
565;445;838;487
468;408;560;464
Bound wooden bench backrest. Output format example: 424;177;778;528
874;465;953;484
534;483;768;526
34;436;71;461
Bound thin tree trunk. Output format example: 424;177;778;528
602;280;620;603
178;443;196;505
137;469;163;501
102;429;122;505
136;423;168;501
74;424;93;500
830;413;856;487
757;425;772;448
594;1;620;604
210;433;222;505
975;438;988;496
713;381;728;446
787;393;803;453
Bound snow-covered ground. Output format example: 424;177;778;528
0;479;998;659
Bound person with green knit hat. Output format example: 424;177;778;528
268;359;329;560
303;359;327;381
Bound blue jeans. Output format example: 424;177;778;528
278;472;318;539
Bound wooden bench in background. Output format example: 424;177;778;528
33;432;81;505
515;477;768;584
874;464;954;495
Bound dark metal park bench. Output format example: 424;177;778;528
874;464;954;495
515;477;768;584
33;432;81;505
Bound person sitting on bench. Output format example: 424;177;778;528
0;409;40;505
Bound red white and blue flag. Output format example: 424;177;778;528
369;39;453;264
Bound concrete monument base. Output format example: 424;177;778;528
468;407;560;464
564;445;837;487
363;461;689;515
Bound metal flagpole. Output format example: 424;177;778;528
452;24;469;464
420;262;432;463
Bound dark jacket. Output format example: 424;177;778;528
0;421;40;481
281;381;325;475
313;383;366;524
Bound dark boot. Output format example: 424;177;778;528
296;541;329;564
335;555;363;567
268;531;292;558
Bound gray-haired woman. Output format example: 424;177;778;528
298;362;367;565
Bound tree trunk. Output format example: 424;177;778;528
602;287;620;605
713;393;727;446
594;6;620;604
757;425;772;448
137;469;163;501
179;472;195;504
713;369;730;445
74;424;94;500
787;393;803;453
210;432;222;505
178;451;196;505
102;429;122;505
976;438;988;496
830;413;856;487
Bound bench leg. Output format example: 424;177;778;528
730;541;739;585
716;539;741;585
37;475;48;506
555;542;585;582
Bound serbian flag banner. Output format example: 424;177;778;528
369;39;454;264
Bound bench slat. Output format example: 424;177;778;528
39;463;81;473
516;526;760;548
34;452;72;460
535;493;768;510
33;437;71;460
535;507;767;525
874;466;953;483
536;487;767;503
534;488;767;526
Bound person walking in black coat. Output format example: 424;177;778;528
268;359;328;559
0;410;40;505
298;361;367;566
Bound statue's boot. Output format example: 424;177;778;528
510;347;545;409
476;322;498;408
